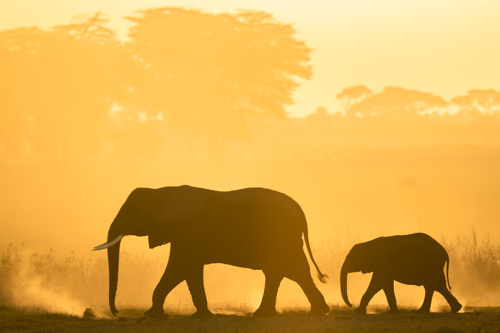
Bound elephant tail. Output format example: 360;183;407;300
302;215;328;283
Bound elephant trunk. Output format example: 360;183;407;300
340;263;352;308
107;230;122;316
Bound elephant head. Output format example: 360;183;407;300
340;241;386;308
92;186;202;315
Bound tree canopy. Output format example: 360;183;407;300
124;7;312;163
0;13;126;162
336;85;373;112
451;89;500;117
1;7;500;165
345;86;446;119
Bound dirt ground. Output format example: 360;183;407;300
1;306;499;333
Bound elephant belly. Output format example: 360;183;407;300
394;276;424;286
190;195;306;270
199;236;303;271
393;267;433;286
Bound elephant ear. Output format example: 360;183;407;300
148;186;204;248
361;237;393;273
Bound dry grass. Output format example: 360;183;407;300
1;231;499;317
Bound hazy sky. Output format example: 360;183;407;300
2;0;499;116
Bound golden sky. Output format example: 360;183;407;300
1;1;500;315
1;0;499;116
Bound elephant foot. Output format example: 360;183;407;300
417;307;430;314
450;302;462;314
191;309;213;319
253;307;277;317
308;302;330;316
387;308;400;315
354;307;367;315
144;307;167;319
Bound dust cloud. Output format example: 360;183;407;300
1;6;500;316
0;246;85;315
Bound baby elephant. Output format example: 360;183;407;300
340;233;462;314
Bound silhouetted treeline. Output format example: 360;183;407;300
336;85;500;120
293;86;500;152
1;8;500;167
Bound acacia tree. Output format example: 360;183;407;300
125;7;312;166
346;86;446;119
451;89;500;118
336;85;373;114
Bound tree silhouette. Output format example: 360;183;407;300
346;86;446;119
336;85;373;114
0;28;38;156
106;104;165;166
451;89;500;118
125;7;312;166
0;13;126;165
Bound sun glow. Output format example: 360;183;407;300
1;0;499;321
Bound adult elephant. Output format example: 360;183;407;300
340;233;462;314
93;185;329;318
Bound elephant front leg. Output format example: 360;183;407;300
417;286;434;313
382;280;399;314
356;273;384;314
186;265;213;319
253;272;283;317
145;261;185;319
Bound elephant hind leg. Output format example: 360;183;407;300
253;271;283;317
434;274;462;313
285;254;329;315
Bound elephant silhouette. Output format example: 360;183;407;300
340;233;462;314
93;185;329;318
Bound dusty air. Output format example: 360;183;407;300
1;1;500;332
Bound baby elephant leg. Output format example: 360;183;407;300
356;273;384;314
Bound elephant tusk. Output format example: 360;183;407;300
92;234;125;251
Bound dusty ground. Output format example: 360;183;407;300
1;306;499;333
